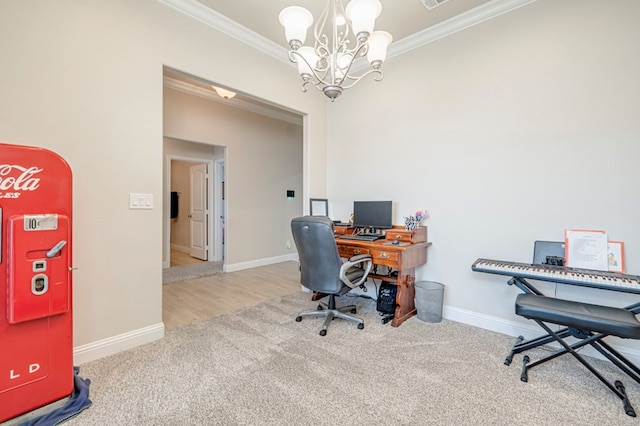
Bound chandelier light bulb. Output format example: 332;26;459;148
279;6;313;49
345;0;381;39
295;46;319;77
366;30;393;67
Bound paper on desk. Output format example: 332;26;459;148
564;229;608;271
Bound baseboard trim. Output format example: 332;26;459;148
170;243;189;253
73;322;165;365
225;253;298;273
443;305;640;366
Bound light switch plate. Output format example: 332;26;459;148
129;193;153;209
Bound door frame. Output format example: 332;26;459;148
214;159;225;262
164;155;218;268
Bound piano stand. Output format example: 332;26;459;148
512;293;640;417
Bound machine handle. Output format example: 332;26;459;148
46;240;67;258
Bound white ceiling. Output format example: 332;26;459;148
194;0;493;46
160;0;535;112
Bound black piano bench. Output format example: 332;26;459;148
512;293;640;417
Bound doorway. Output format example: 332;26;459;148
165;154;223;269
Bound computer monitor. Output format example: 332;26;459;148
352;201;393;230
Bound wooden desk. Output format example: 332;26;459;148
334;226;431;327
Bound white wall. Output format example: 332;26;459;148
0;0;326;362
163;88;304;268
327;0;640;358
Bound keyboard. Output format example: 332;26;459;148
472;258;640;294
338;234;383;242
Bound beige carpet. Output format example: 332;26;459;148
162;262;223;284
67;292;640;425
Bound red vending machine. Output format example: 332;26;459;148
0;142;74;423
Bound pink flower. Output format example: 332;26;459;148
415;210;429;220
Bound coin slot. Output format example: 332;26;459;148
32;260;47;273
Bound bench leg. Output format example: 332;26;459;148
517;330;602;372
520;355;530;382
592;340;640;384
504;328;574;365
526;320;637;417
616;381;637;417
505;336;524;366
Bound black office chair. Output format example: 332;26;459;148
291;216;373;336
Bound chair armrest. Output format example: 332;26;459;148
339;254;373;288
348;254;371;263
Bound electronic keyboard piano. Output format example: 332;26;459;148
472;258;640;294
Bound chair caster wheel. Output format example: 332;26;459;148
319;330;327;336
358;323;364;330
316;305;323;311
351;309;357;314
295;316;302;322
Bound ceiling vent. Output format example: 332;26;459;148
420;0;450;11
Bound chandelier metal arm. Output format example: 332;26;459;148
332;41;368;82
340;69;384;89
288;50;333;88
288;48;383;94
314;0;347;54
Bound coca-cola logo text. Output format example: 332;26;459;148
0;165;42;191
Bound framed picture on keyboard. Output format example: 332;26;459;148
607;241;625;273
564;229;608;271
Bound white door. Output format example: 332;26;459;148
189;163;207;260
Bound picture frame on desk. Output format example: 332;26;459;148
309;198;328;216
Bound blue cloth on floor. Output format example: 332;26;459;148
21;367;92;426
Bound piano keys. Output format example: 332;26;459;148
472;258;640;294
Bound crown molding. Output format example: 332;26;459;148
156;0;537;68
163;76;303;125
388;0;537;60
156;0;289;63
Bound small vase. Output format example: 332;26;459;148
404;217;419;231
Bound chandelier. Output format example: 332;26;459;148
279;0;392;101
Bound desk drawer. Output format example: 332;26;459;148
371;249;399;263
338;246;370;257
385;226;427;243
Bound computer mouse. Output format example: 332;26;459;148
392;240;400;245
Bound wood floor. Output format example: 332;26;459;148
169;249;205;267
163;250;301;330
